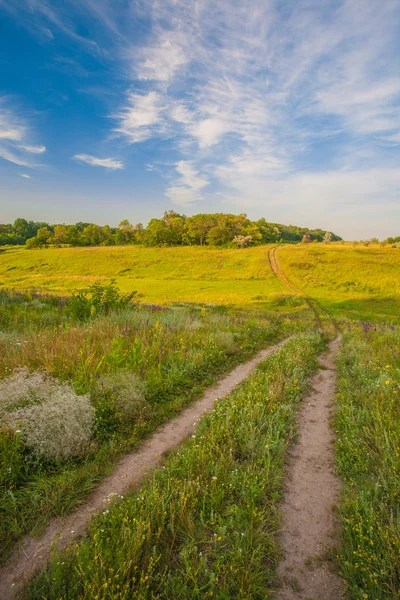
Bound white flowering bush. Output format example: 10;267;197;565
0;368;94;461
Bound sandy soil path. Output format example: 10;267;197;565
275;336;346;600
0;339;287;600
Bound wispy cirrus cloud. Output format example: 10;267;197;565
19;173;31;179
114;91;164;143
18;144;46;154
165;160;209;206
3;0;400;235
73;153;124;169
0;99;45;169
110;0;400;211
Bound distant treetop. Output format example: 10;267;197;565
0;212;342;249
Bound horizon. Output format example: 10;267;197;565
1;0;400;239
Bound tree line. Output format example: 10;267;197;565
0;212;342;249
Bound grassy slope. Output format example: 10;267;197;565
278;244;400;323
0;245;286;306
26;333;323;600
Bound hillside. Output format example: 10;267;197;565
1;244;400;322
279;243;400;322
0;245;286;306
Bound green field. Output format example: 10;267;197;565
1;243;399;599
0;245;284;306
279;244;400;323
1;243;400;322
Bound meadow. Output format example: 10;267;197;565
336;323;400;598
0;242;399;599
25;333;324;600
278;244;400;323
0;245;286;307
0;284;310;563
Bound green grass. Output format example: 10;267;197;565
0;245;289;307
336;323;400;598
278;243;400;323
0;290;312;563
2;243;400;322
25;332;324;600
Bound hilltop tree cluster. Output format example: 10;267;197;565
0;212;341;249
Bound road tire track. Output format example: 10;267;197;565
0;339;289;600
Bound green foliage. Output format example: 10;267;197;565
0;210;341;249
336;324;400;598
105;336;143;371
26;333;323;600
70;280;137;321
0;291;297;561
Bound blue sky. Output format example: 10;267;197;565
1;0;400;239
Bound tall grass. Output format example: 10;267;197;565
25;332;324;600
336;323;400;598
0;291;308;562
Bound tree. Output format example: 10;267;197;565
51;225;68;247
82;224;102;246
118;219;135;244
323;231;333;243
36;227;52;245
207;225;232;246
65;225;80;246
185;214;215;246
25;236;44;249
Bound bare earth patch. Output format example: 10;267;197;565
0;339;287;600
275;336;346;600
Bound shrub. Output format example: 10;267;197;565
70;280;137;322
0;368;94;461
233;235;253;247
0;367;60;412
94;370;147;422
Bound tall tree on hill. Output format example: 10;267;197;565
185;214;216;246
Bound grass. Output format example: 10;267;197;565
3;241;400;598
25;332;324;600
336;323;400;598
2;243;400;322
0;245;290;308
0;289;311;563
278;243;400;324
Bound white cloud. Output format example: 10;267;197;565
0;147;35;167
115;91;164;143
175;161;208;191
164;186;198;207
0;128;23;141
188;118;226;149
135;36;187;82
4;0;400;235
0;99;45;168
19;144;46;154
219;167;400;239
73;154;124;169
19;173;31;179
165;160;209;206
114;0;400;210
